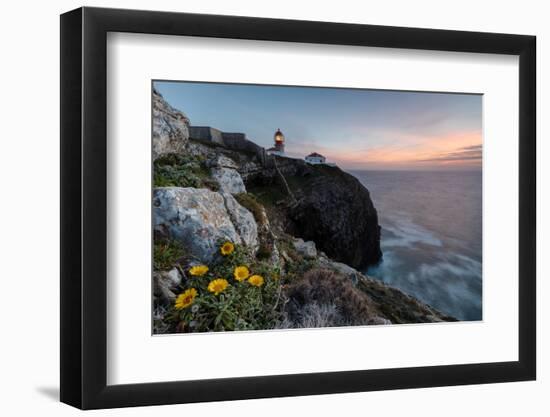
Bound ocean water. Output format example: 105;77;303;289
350;170;482;321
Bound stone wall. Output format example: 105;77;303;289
223;135;266;163
188;126;224;145
189;125;267;166
221;132;246;143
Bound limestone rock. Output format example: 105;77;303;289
153;187;257;263
207;155;247;194
328;261;362;285
221;192;258;250
206;154;239;170
153;268;182;303
293;238;317;259
211;167;246;194
153;89;190;160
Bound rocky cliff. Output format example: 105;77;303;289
151;90;454;333
245;156;382;269
152;88;190;159
185;141;382;269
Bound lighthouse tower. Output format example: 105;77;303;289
267;128;285;156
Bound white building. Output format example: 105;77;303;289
305;152;326;164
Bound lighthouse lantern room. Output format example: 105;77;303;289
268;128;286;156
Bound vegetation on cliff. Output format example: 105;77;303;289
158;241;284;332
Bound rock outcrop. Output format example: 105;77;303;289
283;268;395;328
293;238;317;259
153;268;182;302
153;187;258;262
153;89;190;160
316;256;455;323
246;157;382;269
287;163;382;269
206;154;247;194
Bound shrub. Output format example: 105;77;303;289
276;303;347;329
234;193;266;226
153;239;185;271
166;241;285;332
256;243;273;260
153;152;218;190
285;268;374;327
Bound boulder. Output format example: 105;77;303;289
207;155;247;194
211;167;246;194
152;89;190;160
293;238;317;259
220;192;258;250
327;260;362;285
153;187;258;263
206;154;239;170
153;267;182;303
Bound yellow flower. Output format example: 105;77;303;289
248;275;264;287
189;265;209;276
220;241;235;256
233;266;250;282
208;278;229;295
174;288;197;310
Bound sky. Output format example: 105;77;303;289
154;81;482;171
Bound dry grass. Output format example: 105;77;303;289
276;303;351;329
284;268;376;328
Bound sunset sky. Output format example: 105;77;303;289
154;81;482;171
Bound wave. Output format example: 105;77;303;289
382;214;442;248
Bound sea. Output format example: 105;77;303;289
350;170;482;321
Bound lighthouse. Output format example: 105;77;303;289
267;128;285;156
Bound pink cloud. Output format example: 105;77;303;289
286;130;482;170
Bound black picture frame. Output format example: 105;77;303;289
60;6;536;410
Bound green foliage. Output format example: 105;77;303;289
168;242;285;332
234;193;266;226
286;257;318;277
247;185;287;207
153;240;184;271
153;153;219;190
256;243;273;260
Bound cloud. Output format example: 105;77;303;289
279;129;482;170
419;144;482;163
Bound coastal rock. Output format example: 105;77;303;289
245;157;382;269
153;268;182;302
207;154;247;194
289;165;381;269
153;187;258;262
211;167;247;194
293;238;317;259
164;267;182;286
355;275;456;324
324;259;362;285
206;154;239;170
153;89;190;160
221;192;259;250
